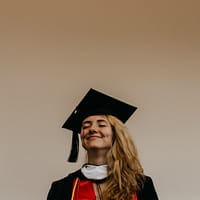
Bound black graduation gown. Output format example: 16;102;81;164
47;169;159;200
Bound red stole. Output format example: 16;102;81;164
71;178;138;200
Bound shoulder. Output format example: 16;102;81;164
47;169;82;200
52;169;82;185
137;175;159;200
143;175;155;186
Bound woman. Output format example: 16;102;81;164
47;88;159;200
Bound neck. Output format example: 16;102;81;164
87;149;107;165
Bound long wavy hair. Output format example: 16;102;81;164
103;115;145;200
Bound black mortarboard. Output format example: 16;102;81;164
62;88;137;162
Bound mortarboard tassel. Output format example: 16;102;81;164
68;131;79;162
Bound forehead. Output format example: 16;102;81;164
82;115;109;123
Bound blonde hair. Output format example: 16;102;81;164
103;115;144;200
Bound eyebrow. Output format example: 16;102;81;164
82;119;109;125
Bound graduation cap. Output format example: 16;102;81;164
62;88;137;162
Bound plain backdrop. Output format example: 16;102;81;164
0;1;200;200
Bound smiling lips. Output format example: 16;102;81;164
85;135;102;140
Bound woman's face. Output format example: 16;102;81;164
80;115;113;151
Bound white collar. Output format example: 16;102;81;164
81;164;108;180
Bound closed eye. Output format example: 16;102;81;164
81;118;110;129
97;119;109;127
98;123;107;127
82;124;90;129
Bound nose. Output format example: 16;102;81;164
88;123;98;134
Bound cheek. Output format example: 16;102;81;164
80;134;84;143
80;131;87;147
108;135;114;145
105;127;113;138
105;131;114;143
80;130;85;139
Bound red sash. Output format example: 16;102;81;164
71;178;138;200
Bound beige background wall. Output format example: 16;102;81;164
0;1;200;199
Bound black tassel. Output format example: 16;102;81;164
68;132;79;162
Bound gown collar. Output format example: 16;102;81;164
81;163;108;182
